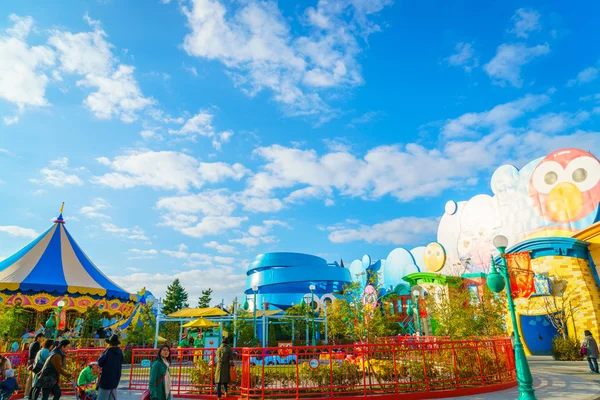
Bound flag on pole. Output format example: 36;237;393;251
506;251;535;298
59;202;64;214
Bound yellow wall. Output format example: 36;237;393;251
508;255;600;355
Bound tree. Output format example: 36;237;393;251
540;278;582;339
82;306;104;337
325;282;394;343
197;288;213;308
162;279;189;315
127;304;156;346
472;286;506;336
428;285;506;339
0;305;27;338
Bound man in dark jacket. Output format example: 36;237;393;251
26;333;44;398
97;335;124;400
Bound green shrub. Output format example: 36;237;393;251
552;336;584;361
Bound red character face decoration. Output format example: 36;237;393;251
529;148;600;223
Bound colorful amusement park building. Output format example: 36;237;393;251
244;147;600;356
0;211;137;336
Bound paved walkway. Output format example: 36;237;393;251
59;357;600;400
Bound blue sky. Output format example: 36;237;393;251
1;0;599;305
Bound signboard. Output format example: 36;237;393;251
278;342;292;356
309;358;319;369
140;359;151;367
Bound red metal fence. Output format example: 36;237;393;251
1;348;105;398
129;338;516;399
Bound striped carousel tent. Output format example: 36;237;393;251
0;206;136;319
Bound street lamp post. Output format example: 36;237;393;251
486;235;537;400
54;300;66;342
252;285;258;347
309;284;316;346
412;289;422;335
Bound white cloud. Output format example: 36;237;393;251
79;198;111;220
204;241;238;254
327;217;438;245
48;23;114;76
567;67;598;87
0;225;39;238
181;0;391;120
168;110;235;150
348;111;384;126
48;15;154;123
29;168;84;187
484;43;550;87
447;42;478;72
101;223;148;241
29;157;84;187
324;198;335;207
178;216;247;238
77;65;154;123
3;115;20;126
127;248;158;260
230;219;287;247
509;8;541;39
157;190;236;216
529;111;590;134
284;186;330;204
248;219;289;237
92;151;248;191
0;14;55;118
185;66;198;76
234;194;285;213
244;95;598;203
140;129;162;140
49;157;70;169
161;244;234;266
442;93;550;138
111;266;246;305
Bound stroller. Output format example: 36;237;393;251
70;380;98;400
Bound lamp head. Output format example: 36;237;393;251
309;284;316;291
493;235;509;252
486;269;505;293
252;285;258;293
412;289;420;298
57;300;66;308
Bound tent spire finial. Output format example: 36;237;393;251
54;202;65;224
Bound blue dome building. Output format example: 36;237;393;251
244;252;352;310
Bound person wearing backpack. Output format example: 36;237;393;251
97;335;124;400
35;340;72;400
583;330;599;373
31;340;54;400
148;345;172;400
26;333;45;399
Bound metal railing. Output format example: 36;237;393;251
128;338;515;399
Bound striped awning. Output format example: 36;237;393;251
0;213;132;300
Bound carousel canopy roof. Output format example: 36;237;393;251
0;209;132;300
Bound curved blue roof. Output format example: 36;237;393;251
0;215;132;300
244;252;352;309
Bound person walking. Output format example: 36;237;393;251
35;339;72;400
583;330;599;373
97;335;124;400
26;333;45;398
214;337;233;400
31;340;54;400
148;345;172;400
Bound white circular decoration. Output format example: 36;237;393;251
445;200;458;215
309;358;319;369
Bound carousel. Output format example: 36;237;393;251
0;206;137;339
